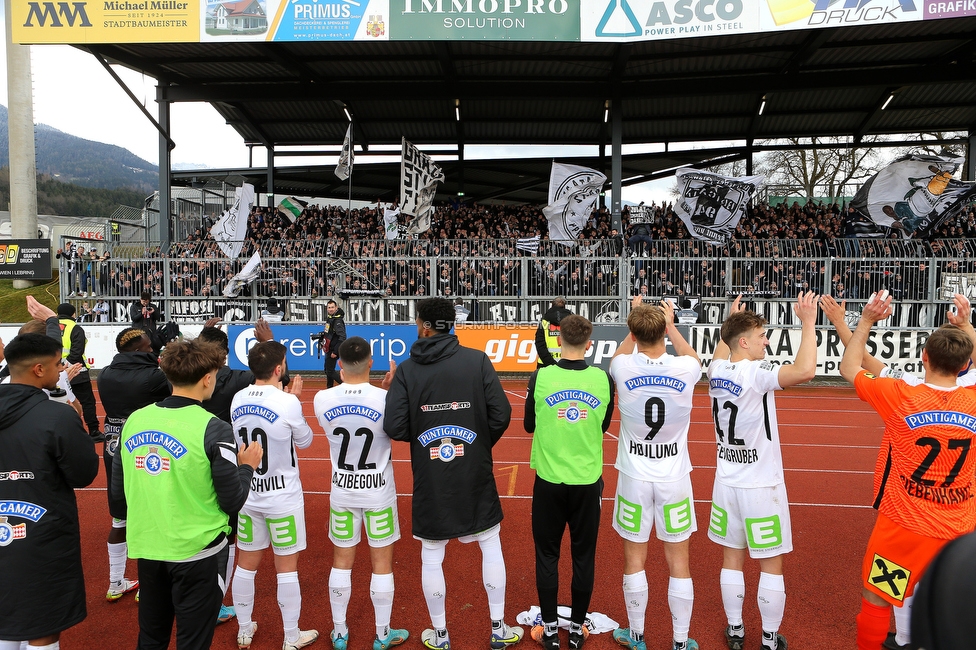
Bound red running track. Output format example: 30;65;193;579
66;380;883;649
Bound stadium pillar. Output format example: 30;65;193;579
5;8;41;289
966;131;976;181
611;99;623;232
746;140;754;176
267;146;275;207
157;84;172;252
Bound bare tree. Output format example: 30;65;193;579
756;136;882;200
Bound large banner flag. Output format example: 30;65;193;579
222;252;262;297
401;138;445;235
335;124;354;181
277;196;307;225
673;169;764;245
212;183;255;258
542;162;606;246
850;154;976;240
516;235;541;253
383;204;401;240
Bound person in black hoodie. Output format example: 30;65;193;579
97;327;172;604
0;334;100;649
385;297;523;650
321;299;346;388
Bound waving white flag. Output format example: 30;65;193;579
673;169;763;245
222;252;262;297
542;163;606;247
335;124;354;181
383;205;401;240
401;138;445;234
211;183;255;258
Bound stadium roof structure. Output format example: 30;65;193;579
82;18;976;205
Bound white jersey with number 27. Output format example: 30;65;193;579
230;384;315;511
314;383;397;509
610;351;701;482
707;358;784;488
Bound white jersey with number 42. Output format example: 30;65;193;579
314;383;396;509
230;384;315;511
610;351;701;482
707;358;784;488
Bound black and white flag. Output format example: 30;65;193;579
516;235;540;253
383;204;401;240
851;153;976;240
542;162;606;247
673;169;763;245
222;252;262;297
401;138;445;235
211;183;255;258
335;124;354;181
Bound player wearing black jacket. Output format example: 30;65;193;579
97;328;171;603
385;297;523;650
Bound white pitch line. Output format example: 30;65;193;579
505;390;526;400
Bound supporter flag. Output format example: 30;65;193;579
851;153;976;239
383;204;401;240
516;235;540;253
542;162;606;247
211;183;255;258
335;124;354;181
401;138;445;235
673;169;764;245
222;252;262;297
277;196;306;225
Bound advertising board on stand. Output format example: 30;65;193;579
0;240;52;280
390;0;580;40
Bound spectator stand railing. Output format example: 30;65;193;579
56;239;975;329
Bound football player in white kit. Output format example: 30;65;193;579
610;296;703;650
314;336;407;650
707;292;819;650
229;341;319;650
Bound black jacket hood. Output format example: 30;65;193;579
0;384;49;426
109;351;160;370
410;333;461;365
327;307;345;319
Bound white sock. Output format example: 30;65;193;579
26;644;58;650
232;567;257;627
0;641;24;650
421;542;448;629
622;571;648;635
329;567;352;637
478;533;507;622
371;572;395;638
224;544;236;589
108;542;127;585
757;572;786;639
893;594;913;646
668;577;694;643
720;568;746;627
278;571;302;644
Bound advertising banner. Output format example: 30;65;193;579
225;323;416;371
0;240;52;280
390;0;580;39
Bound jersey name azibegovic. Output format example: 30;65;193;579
610;351;701;482
230;385;314;509
707;358;785;488
314;383;397;508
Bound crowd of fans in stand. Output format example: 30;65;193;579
60;199;976;303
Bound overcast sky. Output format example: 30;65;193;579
1;9;674;203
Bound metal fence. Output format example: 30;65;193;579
55;239;976;329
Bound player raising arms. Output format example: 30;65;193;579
707;292;819;650
314;337;408;650
610;296;703;650
840;293;976;650
229;341;318;650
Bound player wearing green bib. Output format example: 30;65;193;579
112;339;262;650
525;315;614;650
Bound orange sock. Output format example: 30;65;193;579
855;597;890;650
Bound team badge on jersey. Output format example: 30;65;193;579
135;447;170;475
869;554;911;601
558;403;589;422
0;516;27;546
0;500;46;546
430;438;466;462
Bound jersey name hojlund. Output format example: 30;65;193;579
905;411;976;434
709;378;742;396
418;425;477;447
899;474;972;504
323;404;383;422
231;404;280;423
332;470;387;490
124;431;187;458
629;440;678;459
544;390;601;409
251;474;286;492
0;500;46;522
624;375;687;392
718;445;758;464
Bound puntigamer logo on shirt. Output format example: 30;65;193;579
323;404;383;422
232;404;281;423
625;375;687;392
544;390;601;409
905;411;976;434
709;378;742;396
124;430;188;458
